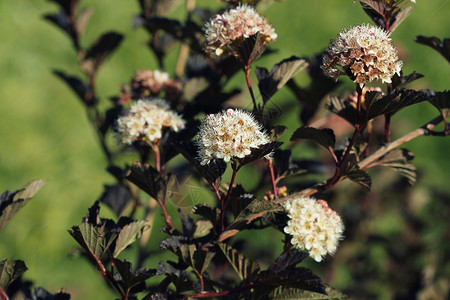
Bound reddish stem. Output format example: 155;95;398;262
327;85;365;187
266;159;278;198
244;65;258;116
158;198;173;229
182;282;257;298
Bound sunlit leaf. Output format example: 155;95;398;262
113;221;150;258
0;180;46;231
266;285;348;299
378;149;416;185
233;199;283;226
68;222;117;260
0;259;27;290
161;241;215;275
218;243;260;282
390;6;414;32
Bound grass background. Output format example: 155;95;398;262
0;0;449;299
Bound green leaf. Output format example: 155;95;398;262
0;179;46;231
68;222;117;259
0;259;28;290
256;56;309;104
113;220;150;258
378;149;416;185
291;127;335;151
218;243;260;282
415;36;450;63
192;220;213;239
126;162;173;202
342;162;372;191
113;259;156;293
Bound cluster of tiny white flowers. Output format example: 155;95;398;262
116;99;185;145
322;24;402;86
196;108;270;165
284;196;344;262
203;4;277;56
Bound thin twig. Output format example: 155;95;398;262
276;115;445;204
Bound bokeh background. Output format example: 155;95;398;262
1;0;449;299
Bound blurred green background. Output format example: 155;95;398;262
0;0;449;299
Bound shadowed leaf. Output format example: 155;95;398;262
192;205;221;229
326;95;357;125
236;33;268;66
342;162;372;191
391;71;424;90
291;127;335;150
0;180;46;231
415;36;450;63
81;32;123;74
126;162;173;202
427;90;450;118
0;259;27;290
176;141;227;185
365;89;432;120
256;56;309;103
113;259;156;293
23;287;71;300
238;142;283;166
99;184;133;217
218;243;260;282
378;149;416;185
113;221;150;258
53;70;88;103
161;242;215;275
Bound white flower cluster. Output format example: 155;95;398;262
117;99;185;145
204;4;277;56
322;24;402;86
196;108;270;165
284;196;344;262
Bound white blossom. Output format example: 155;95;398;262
117;99;185;145
322;24;402;86
284;197;344;262
203;4;277;57
196;108;270;165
